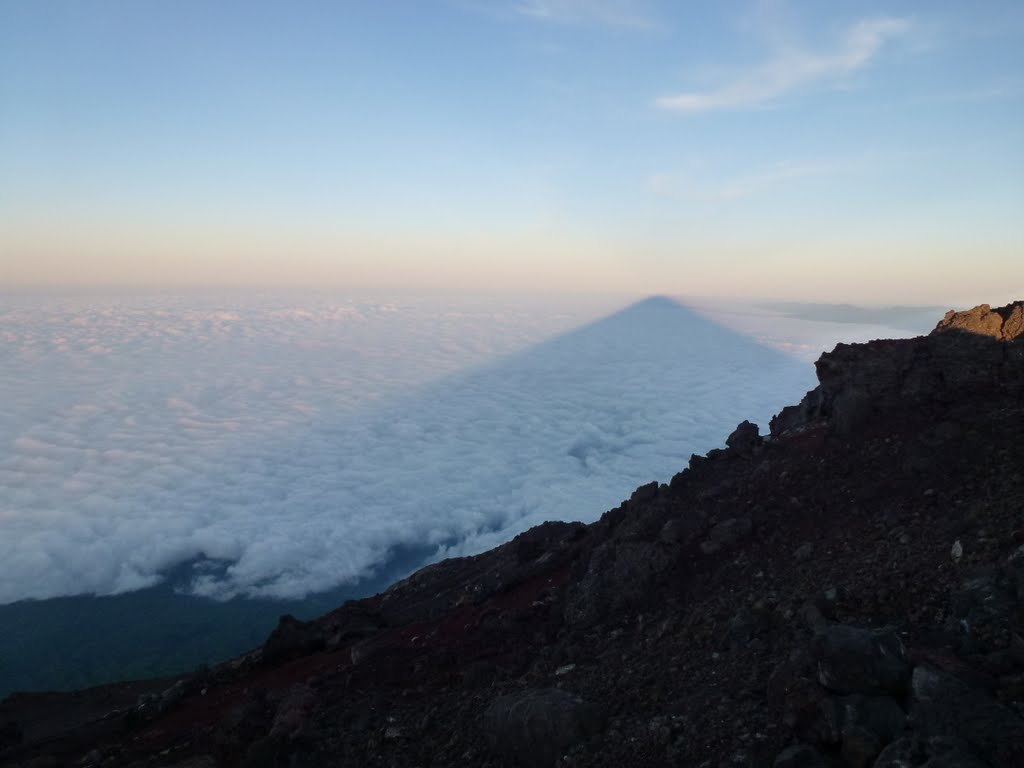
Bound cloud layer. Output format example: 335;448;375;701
0;293;929;603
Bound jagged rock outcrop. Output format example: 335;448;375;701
1;302;1022;768
771;300;1024;437
933;301;1024;340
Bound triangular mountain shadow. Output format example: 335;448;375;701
377;294;805;423
283;293;812;580
491;294;793;363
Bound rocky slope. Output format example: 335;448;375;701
2;302;1023;768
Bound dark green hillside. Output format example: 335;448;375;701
0;553;422;698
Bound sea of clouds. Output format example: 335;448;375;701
0;292;940;603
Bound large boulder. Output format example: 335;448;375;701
699;516;753;556
932;301;1024;340
837;694;906;768
811;623;910;695
951;566;1018;654
726;420;762;457
483;688;606;767
563;540;674;626
837;693;906;746
262;614;325;665
910;665;1024;767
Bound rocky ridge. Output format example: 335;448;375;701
1;302;1022;768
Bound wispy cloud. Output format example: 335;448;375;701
512;0;657;29
656;16;910;114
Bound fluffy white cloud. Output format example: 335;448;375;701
0;292;933;603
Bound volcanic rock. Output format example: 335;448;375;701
933;301;1024;340
774;743;829;768
483;688;607;767
727;419;763;457
910;665;1024;766
811;623;910;695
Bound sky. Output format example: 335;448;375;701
0;292;943;603
1;0;1022;302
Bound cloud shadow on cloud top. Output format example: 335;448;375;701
180;294;812;600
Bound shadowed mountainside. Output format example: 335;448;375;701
1;301;1023;768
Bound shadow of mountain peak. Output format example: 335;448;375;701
520;293;789;365
590;294;695;320
622;294;685;310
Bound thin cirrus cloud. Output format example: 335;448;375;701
656;16;910;113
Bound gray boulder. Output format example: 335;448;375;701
910;665;1024;767
483;688;606;767
699;516;753;556
564;539;674;627
836;693;907;767
811;623;910;694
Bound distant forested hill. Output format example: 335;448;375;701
0;559;410;698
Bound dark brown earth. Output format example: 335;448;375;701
2;302;1023;768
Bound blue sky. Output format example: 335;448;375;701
1;0;1022;301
